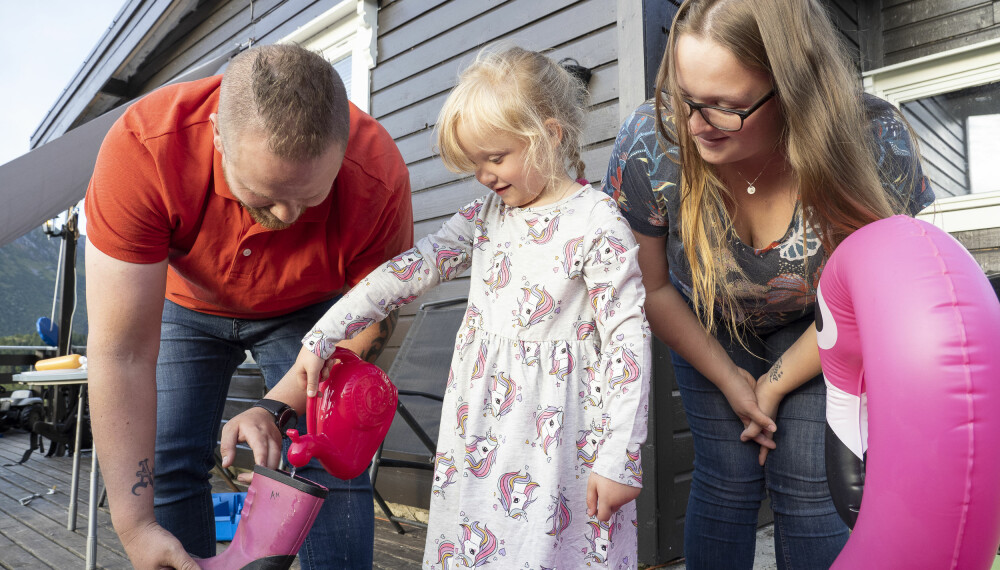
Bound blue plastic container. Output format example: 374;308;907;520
212;492;246;541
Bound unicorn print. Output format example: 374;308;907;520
496;470;540;520
385;250;424;281
548;341;574;381
437;521;498;569
516;285;555;328
593;232;628;266
344;315;376;339
435;247;469;281
455;401;469;438
433;453;459;496
526;213;561;244
465;431;499;478
581;366;603;407
545;493;572;539
302;330;335;359
535;406;564;455
562;236;585;279
518;340;541;366
588;282;620;321
584;519;614;563
486;372;517;418
608;345;641;392
483;251;511;293
624;445;642;485
576;420;605;468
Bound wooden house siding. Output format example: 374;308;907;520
901;95;970;198
34;0;334;145
862;0;1000;70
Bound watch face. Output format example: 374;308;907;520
279;409;298;430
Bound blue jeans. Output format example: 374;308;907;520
153;299;374;569
672;314;848;570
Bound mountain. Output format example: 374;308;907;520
0;227;88;339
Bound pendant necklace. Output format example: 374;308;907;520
737;154;776;195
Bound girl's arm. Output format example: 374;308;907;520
584;204;650;520
634;231;777;437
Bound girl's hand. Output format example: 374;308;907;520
586;472;641;522
741;377;783;465
719;366;777;448
293;347;327;397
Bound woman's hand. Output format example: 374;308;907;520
218;406;283;483
719;366;777;450
742;376;783;465
586;473;642;522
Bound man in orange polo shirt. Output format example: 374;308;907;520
85;44;412;570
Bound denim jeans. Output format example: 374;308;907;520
154;299;374;569
672;314;849;570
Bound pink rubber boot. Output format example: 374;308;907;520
197;465;328;570
286;347;397;479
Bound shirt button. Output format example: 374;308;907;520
242;249;252;256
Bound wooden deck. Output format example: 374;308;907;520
0;429;425;569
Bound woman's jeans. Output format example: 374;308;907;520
153;299;374;570
672;314;849;570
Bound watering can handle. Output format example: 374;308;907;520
306;347;363;435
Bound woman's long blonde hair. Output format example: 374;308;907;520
655;0;909;334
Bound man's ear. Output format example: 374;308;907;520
543;118;564;145
209;113;225;154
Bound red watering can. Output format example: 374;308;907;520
286;347;398;479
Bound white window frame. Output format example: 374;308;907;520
280;0;378;113
863;38;1000;233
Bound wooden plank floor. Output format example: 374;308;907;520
0;429;425;569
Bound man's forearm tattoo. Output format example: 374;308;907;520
131;458;154;496
768;356;784;384
359;310;398;363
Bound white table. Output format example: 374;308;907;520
14;369;98;570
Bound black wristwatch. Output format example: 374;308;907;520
252;399;298;432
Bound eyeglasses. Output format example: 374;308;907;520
681;89;776;132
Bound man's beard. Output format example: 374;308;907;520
242;203;293;231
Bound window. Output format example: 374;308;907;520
280;0;377;112
864;38;1000;232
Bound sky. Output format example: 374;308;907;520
0;1;125;166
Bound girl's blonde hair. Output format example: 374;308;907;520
655;0;911;334
437;45;589;187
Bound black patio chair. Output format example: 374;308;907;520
369;297;467;534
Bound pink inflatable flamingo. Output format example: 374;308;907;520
817;215;1000;569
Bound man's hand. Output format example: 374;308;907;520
219;406;283;484
119;519;201;570
586;473;641;522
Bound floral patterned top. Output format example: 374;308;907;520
603;94;935;333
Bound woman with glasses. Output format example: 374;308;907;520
603;1;933;568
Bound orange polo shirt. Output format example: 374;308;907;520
85;75;413;318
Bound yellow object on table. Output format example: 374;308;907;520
35;354;86;370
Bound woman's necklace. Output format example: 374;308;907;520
736;153;777;195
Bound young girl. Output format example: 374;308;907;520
293;46;650;568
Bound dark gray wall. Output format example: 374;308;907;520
858;0;1000;71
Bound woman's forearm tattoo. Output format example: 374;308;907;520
768;356;784;384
